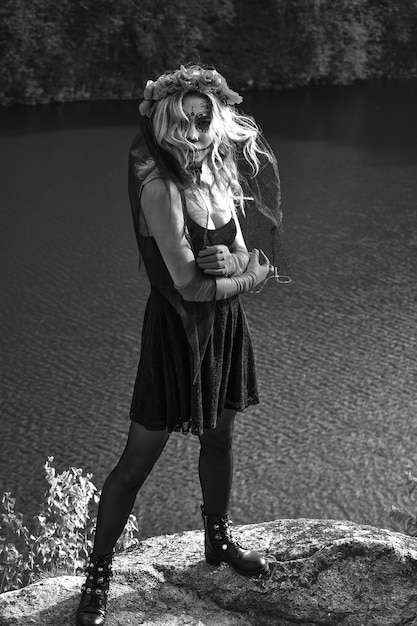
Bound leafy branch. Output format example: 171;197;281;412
0;457;138;594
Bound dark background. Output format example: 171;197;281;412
1;0;417;105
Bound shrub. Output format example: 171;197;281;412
0;457;138;593
388;471;417;537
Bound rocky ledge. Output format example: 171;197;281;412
1;518;417;626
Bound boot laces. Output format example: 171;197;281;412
80;558;112;603
218;517;243;551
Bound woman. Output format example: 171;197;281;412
76;64;289;626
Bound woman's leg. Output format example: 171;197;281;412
93;422;170;556
198;409;269;576
198;408;236;514
76;423;169;625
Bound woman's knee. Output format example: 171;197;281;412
200;421;235;455
111;457;151;491
201;434;233;456
111;426;169;491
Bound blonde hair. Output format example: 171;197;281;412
138;90;272;210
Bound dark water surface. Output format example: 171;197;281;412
1;81;417;538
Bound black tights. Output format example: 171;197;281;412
93;410;236;557
198;408;235;515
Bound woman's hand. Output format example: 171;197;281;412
196;245;236;276
247;249;271;286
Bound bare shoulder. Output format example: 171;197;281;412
141;176;184;234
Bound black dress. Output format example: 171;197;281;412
129;212;259;435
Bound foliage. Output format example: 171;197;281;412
0;457;139;594
388;471;417;538
0;0;417;104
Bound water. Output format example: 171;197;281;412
1;80;417;539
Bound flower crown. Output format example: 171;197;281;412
138;65;243;117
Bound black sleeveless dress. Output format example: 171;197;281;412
129;213;259;435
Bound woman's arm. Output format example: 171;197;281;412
141;179;268;301
141;178;200;288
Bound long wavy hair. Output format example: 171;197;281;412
137;90;273;211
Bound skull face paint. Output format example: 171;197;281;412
182;93;213;163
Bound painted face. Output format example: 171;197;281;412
181;93;213;164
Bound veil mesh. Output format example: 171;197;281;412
237;136;291;282
128;116;185;249
128;124;215;384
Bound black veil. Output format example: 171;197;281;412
237;135;291;282
128;110;291;384
129;116;291;284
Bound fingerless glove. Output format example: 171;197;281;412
175;269;257;302
175;274;217;302
215;271;257;299
226;250;250;277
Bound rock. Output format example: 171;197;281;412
1;519;417;626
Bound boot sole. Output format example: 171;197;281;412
205;555;270;577
76;614;105;626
